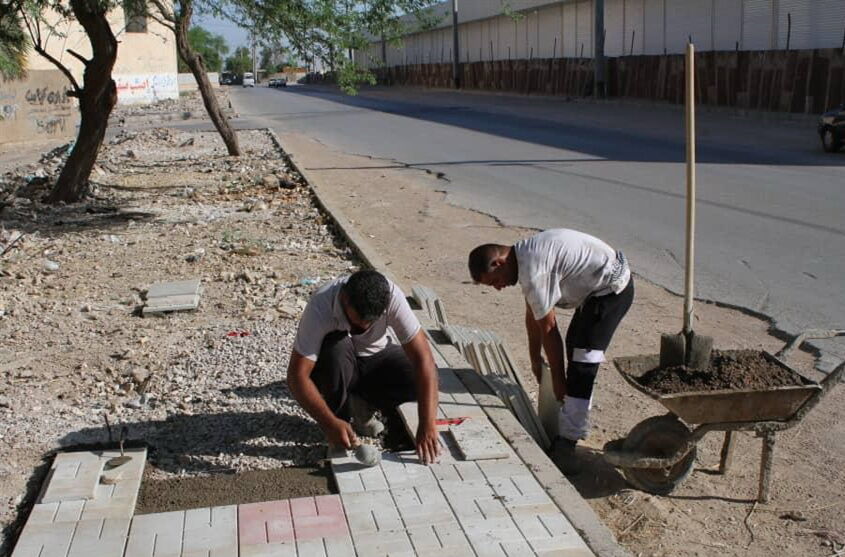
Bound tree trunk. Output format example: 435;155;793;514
175;0;240;156
47;0;117;204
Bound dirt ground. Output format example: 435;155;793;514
281;132;845;557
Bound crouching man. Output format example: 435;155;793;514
286;270;441;464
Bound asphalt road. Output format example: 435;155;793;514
230;84;845;369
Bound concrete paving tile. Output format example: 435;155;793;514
340;490;401;535
351;529;414;557
238;500;294;554
125;510;185;557
381;452;437;490
41;451;104;504
146;279;201;299
392;487;453;527
477;460;527;480
331;457;388;493
407;521;473;554
292;495;349;541
516;513;594;555
182;505;238;557
67;517;130;557
489;476;557;516
450;418;511;461
26;501;85;524
460;515;524;545
99;448;147;483
10;520;76;557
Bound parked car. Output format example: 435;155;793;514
818;104;844;152
268;78;287;88
242;72;255;87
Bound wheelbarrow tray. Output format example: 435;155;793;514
613;352;821;425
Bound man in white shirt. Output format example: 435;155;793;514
468;229;633;474
287;270;440;464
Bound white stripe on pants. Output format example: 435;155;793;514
558;395;592;441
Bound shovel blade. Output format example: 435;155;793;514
660;333;686;368
685;332;713;369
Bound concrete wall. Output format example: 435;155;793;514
26;4;179;105
177;73;220;93
0;70;80;146
358;0;845;67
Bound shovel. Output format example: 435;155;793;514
660;43;713;370
104;426;131;470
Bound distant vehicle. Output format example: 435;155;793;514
220;72;235;85
242;72;255;87
819;105;844;152
269;78;287;88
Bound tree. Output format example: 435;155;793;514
224;45;252;75
177;25;228;73
149;0;240;156
0;3;29;80
16;0;119;203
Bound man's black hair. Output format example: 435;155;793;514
468;244;507;282
342;270;390;321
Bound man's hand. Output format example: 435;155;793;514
415;423;441;465
324;418;357;449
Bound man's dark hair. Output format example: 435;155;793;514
468;244;507;282
342;270;390;321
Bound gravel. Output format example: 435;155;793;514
0;124;361;551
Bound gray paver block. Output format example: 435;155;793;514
392;486;453;527
144;279;202;315
40;451;104;504
340;490;401;535
182;505;238;557
407;521;473;554
450;418;512;460
67;518;130;557
516;513;594;555
125;510;185;557
146;279;201;299
10;521;76;557
351;529;414;557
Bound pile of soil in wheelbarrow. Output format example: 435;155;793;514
637;350;805;394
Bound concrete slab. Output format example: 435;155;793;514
146;279;201;299
291;495;349;541
67;517;130;557
125;510;185;557
239;500;295;556
10;521;76;557
143;279;202;315
449;418;512;461
182;505;238;557
40;451;104;504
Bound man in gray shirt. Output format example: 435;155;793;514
468;229;633;474
287;270;440;464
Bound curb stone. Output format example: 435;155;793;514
265;128;632;557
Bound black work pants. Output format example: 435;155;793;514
310;331;417;420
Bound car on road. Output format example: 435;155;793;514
242;72;255;88
818;104;844;152
268;78;287;88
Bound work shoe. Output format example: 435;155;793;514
348;394;385;437
549;436;582;476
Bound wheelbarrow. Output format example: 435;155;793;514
603;329;845;502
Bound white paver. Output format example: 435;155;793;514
182;505;238;557
143;279;202;315
125;510;185;557
449;418;511;461
407;522;474;556
392;487;453;527
10;521;76;557
67;518;130;557
40;451;104;503
515;513;594;555
340;490;402;535
351;529;414;557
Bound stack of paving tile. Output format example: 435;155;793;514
411;285;449;327
441;323;550;450
13;448;146;557
142;279;202;315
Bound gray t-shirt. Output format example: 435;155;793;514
293;277;421;361
516;229;630;319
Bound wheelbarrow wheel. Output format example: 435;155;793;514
621;415;696;495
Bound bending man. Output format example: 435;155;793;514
468;229;633;473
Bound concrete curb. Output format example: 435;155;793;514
266;128;631;557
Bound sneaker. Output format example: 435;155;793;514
348;394;385;437
549;436;582;476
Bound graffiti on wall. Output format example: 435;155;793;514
114;73;179;105
0;71;79;144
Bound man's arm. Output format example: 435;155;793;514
402;330;441;464
287;351;357;449
525;301;544;382
535;309;567;401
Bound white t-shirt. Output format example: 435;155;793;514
293;276;421;361
516;229;630;319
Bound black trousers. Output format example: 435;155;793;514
310;331;418;420
565;277;635;400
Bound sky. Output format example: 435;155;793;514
193;14;250;51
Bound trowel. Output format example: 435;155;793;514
660;43;713;370
104;426;131;470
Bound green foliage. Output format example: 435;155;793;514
0;3;29;80
224;45;252;74
178;25;228;72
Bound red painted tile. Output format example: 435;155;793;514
238;500;294;545
291;495;349;541
289;496;317;519
315;494;345;518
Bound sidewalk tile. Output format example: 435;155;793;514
40;452;104;504
292;495;349;541
10;521;76;557
67;518;130;557
351;529;414;557
125;510;184;557
407;521;473;554
392;487;453;526
238;500;295;556
340;490;401;535
182;505;238;557
515;513;595;555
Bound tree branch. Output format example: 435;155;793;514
66;48;89;65
146;11;176;32
148;0;176;23
33;44;83;96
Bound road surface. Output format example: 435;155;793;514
231;84;845;369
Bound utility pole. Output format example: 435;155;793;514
251;31;257;82
594;0;606;98
451;0;461;88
